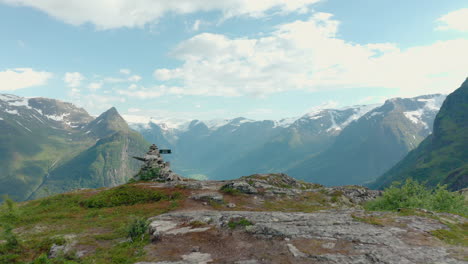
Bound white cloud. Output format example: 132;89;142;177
0;68;52;91
71;93;124;114
153;13;468;98
119;68;131;75
128;108;141;113
436;8;468;32
1;0;322;30
88;82;102;90
128;84;138;90
117;85;184;99
63;72;85;88
103;77;126;83
192;19;202;31
128;75;142;82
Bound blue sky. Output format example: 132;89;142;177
0;0;467;123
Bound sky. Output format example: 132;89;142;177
0;0;467;123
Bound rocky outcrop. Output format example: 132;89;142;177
326;185;382;204
145;210;465;264
220;173;380;203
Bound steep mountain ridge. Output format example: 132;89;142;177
0;94;149;201
373;79;468;190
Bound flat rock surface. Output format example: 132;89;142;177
144;210;466;264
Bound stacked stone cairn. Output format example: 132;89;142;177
132;144;183;182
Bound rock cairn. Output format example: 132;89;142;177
133;144;182;182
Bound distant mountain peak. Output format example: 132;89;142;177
85;107;129;138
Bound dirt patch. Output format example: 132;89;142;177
292;238;359;256
143;227;313;263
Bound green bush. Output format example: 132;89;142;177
137;168;162;181
81;185;169;208
365;179;466;215
0;195;18;224
220;185;241;195
30;253;52;264
127;217;149;242
3;225;19;250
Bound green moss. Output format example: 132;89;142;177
431;222;468;246
228;218;253;229
189;221;208;228
351;214;384;226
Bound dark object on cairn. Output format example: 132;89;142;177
132;144;183;182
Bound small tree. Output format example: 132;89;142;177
127;217;149;242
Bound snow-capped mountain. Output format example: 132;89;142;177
131;104;380;180
130;94;446;182
0;94;93;131
287;94;447;186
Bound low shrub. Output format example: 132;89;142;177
365;179;466;215
127;217;149;242
81;185;170;208
220;186;241;195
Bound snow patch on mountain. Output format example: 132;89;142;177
340;104;379;128
203;119;230;130
403;94;446;129
44;113;70;122
369;111;383;118
5;109;19;115
404;110;427;128
273;117;298;128
0;94;32;109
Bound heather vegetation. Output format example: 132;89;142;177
0;185;183;263
365;179;467;215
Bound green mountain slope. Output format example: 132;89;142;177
29;108;150;199
0;95;95;201
372;78;468;190
0;95;150;201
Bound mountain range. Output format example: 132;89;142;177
132;94;446;185
2;87;464;202
0;94;149;201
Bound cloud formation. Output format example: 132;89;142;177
152;13;468;98
63;72;85;88
0;68;52;91
1;0;321;30
436;8;468;32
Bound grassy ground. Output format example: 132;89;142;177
0;184;184;264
